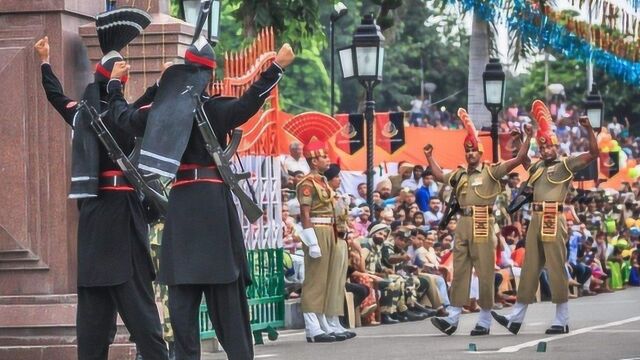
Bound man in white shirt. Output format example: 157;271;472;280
424;198;444;230
283;141;310;174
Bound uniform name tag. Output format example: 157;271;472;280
548;165;557;174
471;178;483;187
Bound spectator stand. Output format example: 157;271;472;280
199;27;284;345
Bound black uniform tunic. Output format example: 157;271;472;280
107;63;283;286
41;64;157;286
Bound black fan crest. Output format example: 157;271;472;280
95;7;152;54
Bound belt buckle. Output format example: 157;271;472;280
112;176;118;187
193;168;199;180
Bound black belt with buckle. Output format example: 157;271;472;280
460;205;491;217
175;167;222;182
98;175;133;189
532;203;563;212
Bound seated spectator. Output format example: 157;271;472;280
283;141;309;174
401;165;424;191
424;198;444;230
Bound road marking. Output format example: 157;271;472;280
469;315;640;354
255;355;278;359
592;329;640;333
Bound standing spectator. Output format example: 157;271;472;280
283;141;310;174
354;183;367;206
409;96;424;126
389;163;414;197
607;116;622;138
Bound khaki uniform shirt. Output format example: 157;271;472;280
297;173;335;217
443;163;510;207
529;156;583;202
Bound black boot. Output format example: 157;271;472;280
411;303;437;318
306;333;336;343
491;311;521;335
470;325;490;336
329;332;348;341
430;317;457;335
545;325;569;334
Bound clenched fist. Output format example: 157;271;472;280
578;115;592;129
110;61;130;80
523;123;533;137
34;36;50;63
274;43;295;69
423;144;434;158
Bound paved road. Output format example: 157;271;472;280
203;287;640;360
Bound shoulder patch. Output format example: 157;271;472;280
302;187;312;197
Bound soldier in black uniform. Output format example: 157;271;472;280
34;8;169;359
108;38;295;359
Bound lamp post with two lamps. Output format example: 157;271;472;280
180;0;222;46
330;2;348;116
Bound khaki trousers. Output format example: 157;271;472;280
324;238;348;316
417;274;443;308
449;216;496;310
517;213;569;304
301;225;334;313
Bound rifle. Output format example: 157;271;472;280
192;95;264;223
78;102;168;223
438;171;464;230
507;161;543;214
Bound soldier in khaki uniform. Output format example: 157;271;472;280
296;138;346;343
322;164;356;339
426;108;532;336
493;100;599;335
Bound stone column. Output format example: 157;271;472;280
0;1;192;359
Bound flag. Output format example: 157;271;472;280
375;112;405;154
335;113;365;155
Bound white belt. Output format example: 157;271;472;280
310;217;334;224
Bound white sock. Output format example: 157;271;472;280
507;302;528;323
317;313;333;334
552;302;569;327
445;306;462;326
583;278;591;290
327;315;347;333
304;313;325;337
477;309;492;328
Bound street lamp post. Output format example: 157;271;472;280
482;58;506;163
423;82;437;107
181;0;222;46
338;13;385;215
583;83;604;131
330;2;348;116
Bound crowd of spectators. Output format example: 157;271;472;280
278;102;640;328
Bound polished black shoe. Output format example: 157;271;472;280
470;325;490;336
430;317;457;335
330;332;348;341
491;311;521;335
306;333;336;343
381;313;400;325
545;325;569;334
340;331;357;339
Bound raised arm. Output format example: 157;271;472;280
205;44;295;132
566;116;600;172
105;61;149;136
497;124;533;175
36;37;77;126
423;144;446;184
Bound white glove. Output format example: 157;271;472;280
308;244;322;258
301;228;322;258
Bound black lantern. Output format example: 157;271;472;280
583;83;604;130
337;14;385;219
482;58;506;113
338;14;385;84
329;2;348;116
482;58;506;163
181;0;221;46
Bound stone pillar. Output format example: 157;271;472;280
0;0;192;359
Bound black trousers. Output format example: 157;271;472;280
168;280;253;360
76;261;167;360
346;282;370;308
